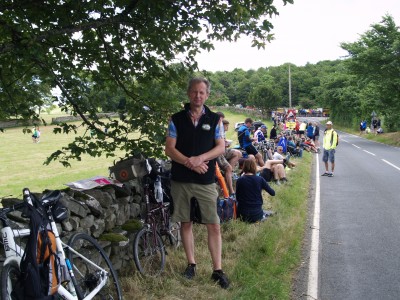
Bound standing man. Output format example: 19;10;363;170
165;77;230;289
321;121;339;177
313;122;320;151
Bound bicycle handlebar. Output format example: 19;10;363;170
0;201;26;221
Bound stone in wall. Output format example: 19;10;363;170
131;194;142;205
84;195;104;217
91;218;106;238
80;214;95;230
85;189;114;209
130;202;141;218
62;194;89;218
104;208;117;231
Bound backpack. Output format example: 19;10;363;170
19;197;61;300
217;197;237;223
330;130;339;146
324;129;339;147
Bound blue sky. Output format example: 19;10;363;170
195;0;400;71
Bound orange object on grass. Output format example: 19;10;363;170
215;162;229;198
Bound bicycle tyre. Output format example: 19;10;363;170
67;232;122;300
262;150;268;163
162;221;181;249
133;226;166;276
1;261;20;300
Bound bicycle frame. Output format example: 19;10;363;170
51;221;109;300
46;196;111;300
0;202;29;267
1;194;111;300
144;178;173;225
1;226;30;267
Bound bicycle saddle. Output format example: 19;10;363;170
40;190;62;207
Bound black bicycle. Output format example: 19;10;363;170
256;140;275;162
132;160;181;276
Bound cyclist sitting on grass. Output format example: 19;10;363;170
238;118;264;167
236;159;275;223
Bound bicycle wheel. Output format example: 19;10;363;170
133;226;166;276
162;221;181;249
262;150;268;162
67;232;122;300
1;261;20;300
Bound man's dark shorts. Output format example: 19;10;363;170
322;149;335;163
260;168;273;182
245;144;258;156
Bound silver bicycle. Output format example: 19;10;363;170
0;188;122;300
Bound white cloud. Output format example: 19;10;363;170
195;0;400;71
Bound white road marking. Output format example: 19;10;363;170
352;144;361;149
307;154;320;300
363;150;376;156
382;159;400;171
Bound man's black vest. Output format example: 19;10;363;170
171;104;220;184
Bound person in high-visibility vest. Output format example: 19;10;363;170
321;121;339;177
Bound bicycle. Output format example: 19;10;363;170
132;160;181;276
1;188;122;300
255;140;275;162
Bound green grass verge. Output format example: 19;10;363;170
120;151;312;299
334;124;400;147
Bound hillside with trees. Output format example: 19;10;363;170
207;14;399;132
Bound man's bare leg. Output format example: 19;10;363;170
206;223;222;270
181;222;195;264
255;152;265;167
224;166;235;195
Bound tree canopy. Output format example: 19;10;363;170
2;4;398;166
0;0;293;165
341;15;400;130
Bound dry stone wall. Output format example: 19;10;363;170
1;178;144;273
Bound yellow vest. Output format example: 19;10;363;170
323;129;338;150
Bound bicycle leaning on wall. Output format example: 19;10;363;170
132;159;181;276
0;188;122;300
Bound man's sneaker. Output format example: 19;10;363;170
211;270;230;289
321;172;330;176
274;179;281;185
183;264;196;279
281;177;288;183
328;173;334;177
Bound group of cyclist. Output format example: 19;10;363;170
222;115;325;225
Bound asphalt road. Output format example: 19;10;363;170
317;128;400;299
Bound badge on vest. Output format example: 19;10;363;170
202;124;211;131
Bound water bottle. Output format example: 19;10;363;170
154;176;163;203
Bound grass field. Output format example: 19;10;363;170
0;121;125;199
